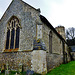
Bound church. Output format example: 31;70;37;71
0;0;71;74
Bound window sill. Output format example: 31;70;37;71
3;48;19;52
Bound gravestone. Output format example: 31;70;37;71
5;63;9;75
1;64;6;73
18;63;22;73
26;70;34;75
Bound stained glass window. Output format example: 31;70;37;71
15;27;20;48
10;29;15;49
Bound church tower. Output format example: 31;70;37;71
55;26;66;40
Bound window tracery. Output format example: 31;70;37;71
5;16;20;50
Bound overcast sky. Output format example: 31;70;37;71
0;0;75;28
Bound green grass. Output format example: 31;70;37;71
0;61;75;75
46;61;75;75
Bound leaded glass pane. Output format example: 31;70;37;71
15;27;20;48
10;29;15;49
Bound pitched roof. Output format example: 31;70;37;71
40;15;68;44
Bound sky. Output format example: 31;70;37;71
0;0;75;29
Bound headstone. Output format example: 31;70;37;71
6;63;9;70
26;70;34;75
1;64;6;73
18;63;22;73
15;72;18;75
5;70;9;75
5;63;9;75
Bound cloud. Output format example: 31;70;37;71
0;11;3;19
0;0;75;28
0;0;12;19
47;0;75;28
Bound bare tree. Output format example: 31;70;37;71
66;27;75;39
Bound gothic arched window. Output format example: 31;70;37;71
5;16;20;50
49;31;52;53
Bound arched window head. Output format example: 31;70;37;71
5;16;20;50
49;31;52;37
7;16;20;30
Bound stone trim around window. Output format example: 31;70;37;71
4;16;21;52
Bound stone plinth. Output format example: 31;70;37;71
31;50;47;74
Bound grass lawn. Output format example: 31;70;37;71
46;61;75;75
0;61;75;75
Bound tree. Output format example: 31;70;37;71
66;27;75;39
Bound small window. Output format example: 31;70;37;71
49;31;52;53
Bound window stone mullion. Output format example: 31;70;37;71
9;29;12;49
4;30;8;50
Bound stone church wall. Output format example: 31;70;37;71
42;24;50;53
0;0;40;52
0;52;32;71
71;52;75;60
52;32;63;54
65;44;71;62
46;53;63;71
42;24;63;54
47;31;64;71
0;0;42;72
42;23;64;71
